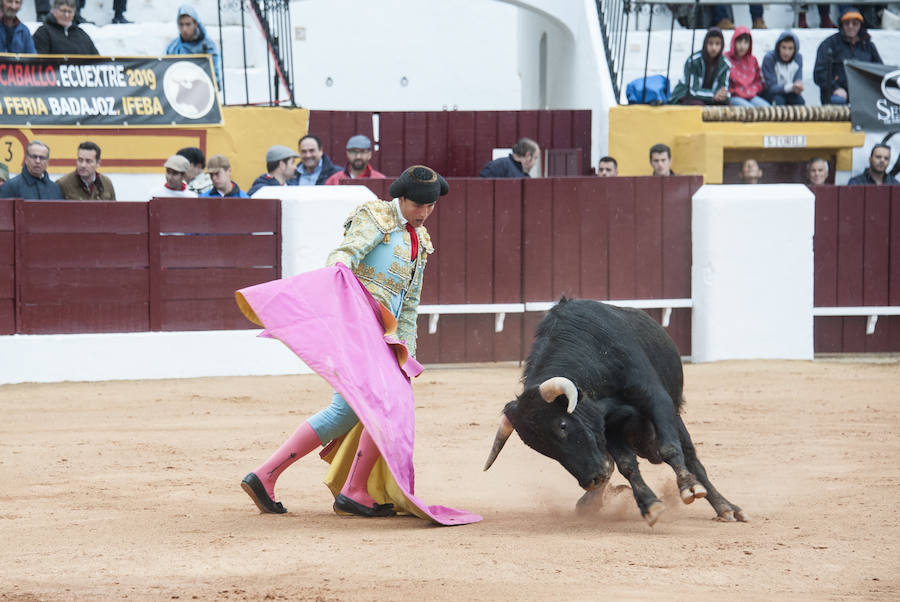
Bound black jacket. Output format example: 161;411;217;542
0;168;63;199
32;13;99;55
813;15;881;103
479;154;530;178
847;169;899;186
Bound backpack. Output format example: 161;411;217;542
626;75;670;105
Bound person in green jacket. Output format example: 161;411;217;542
669;28;730;106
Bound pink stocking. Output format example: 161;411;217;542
339;428;381;507
253;421;321;499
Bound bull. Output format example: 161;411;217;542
484;297;747;526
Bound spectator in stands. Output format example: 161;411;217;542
847;144;898;186
56;141;116;200
739;158;763;184
325;135;386;185
806;157;829;185
668;28;729;106
112;0;130;24
0;162;8;187
798;5;836;29
725;27;769;107
1;0;35;53
597;156;618;177
649;143;675;176
291;134;341;186
32;0;98;55
0;140;62;199
35;0;82;23
710;4;766;30
202;154;248;198
148;154;197;198
761;31;805;106
247;145;299;196
479;137;540;178
814;9;882;105
166;5;223;91
176;147;212;195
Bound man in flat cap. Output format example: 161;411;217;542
202;154;249;197
325;134;386;185
242;165;450;518
248;145;299;196
148;154;197;198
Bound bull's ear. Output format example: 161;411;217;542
502;399;520;420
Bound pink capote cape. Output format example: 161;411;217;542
235;263;481;526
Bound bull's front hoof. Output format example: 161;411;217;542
643;501;665;526
575;488;605;516
713;508;749;522
679;483;707;504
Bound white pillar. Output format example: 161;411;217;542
691;184;814;362
258;185;378;276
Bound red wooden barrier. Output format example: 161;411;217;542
349;176;698;362
6;198;281;335
0;200;15;334
150;197;281;331
16;200;149;334
308;110;593;177
8;182;896;359
812;185;900;353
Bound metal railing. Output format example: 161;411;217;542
216;0;296;106
595;0;891;105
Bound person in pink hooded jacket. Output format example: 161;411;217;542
724;26;770;108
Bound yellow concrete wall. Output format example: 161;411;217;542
0;106;309;190
608;105;865;183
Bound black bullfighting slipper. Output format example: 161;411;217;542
241;472;287;514
333;493;396;517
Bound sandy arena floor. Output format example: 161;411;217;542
1;359;899;601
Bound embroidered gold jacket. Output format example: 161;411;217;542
326;199;434;356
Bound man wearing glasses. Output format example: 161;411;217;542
325;134;386;185
0;140;63;199
32;0;98;55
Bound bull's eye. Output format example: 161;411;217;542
557;420;568;437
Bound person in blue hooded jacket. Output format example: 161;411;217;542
165;5;223;91
761;31;805;106
1;0;36;54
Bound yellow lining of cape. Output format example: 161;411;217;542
321;422;428;520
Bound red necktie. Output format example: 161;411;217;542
405;223;418;261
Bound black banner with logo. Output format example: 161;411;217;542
0;54;223;127
846;59;900;131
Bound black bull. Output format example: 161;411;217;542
484;297;747;526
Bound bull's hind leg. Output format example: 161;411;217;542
606;432;665;526
676;416;748;522
643;387;707;504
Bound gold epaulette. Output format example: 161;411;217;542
346;200;398;234
417;226;434;254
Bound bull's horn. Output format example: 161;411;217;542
483;414;514;471
539;376;578;414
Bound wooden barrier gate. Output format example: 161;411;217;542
2;181;897;362
0;198;281;335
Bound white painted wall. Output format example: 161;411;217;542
288;0;521;111
691;184;815;362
